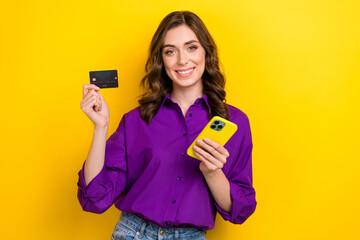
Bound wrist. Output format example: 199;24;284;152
202;168;222;179
94;124;109;134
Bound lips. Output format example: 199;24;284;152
175;67;195;77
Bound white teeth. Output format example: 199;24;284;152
177;68;194;74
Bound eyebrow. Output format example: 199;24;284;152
162;40;199;48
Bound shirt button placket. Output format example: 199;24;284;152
167;153;184;224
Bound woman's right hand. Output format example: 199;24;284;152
80;84;110;128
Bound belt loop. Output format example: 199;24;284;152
157;227;162;239
174;228;179;239
139;221;147;237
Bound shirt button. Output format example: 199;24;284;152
177;176;182;180
172;200;176;204
183;133;187;136
189;113;193;117
181;152;185;156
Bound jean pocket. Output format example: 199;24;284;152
179;230;207;240
111;224;136;240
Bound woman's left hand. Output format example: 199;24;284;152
193;138;230;175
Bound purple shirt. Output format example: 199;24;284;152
77;94;256;230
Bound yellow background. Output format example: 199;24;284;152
1;0;359;239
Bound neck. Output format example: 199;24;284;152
171;85;204;117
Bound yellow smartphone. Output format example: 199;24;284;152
187;116;238;160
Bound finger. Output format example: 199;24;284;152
84;92;101;105
81;95;101;113
83;88;94;99
193;146;219;171
93;98;101;112
193;145;224;169
203;138;230;158
81;98;95;115
95;91;102;102
90;91;103;106
81;97;97;113
95;92;102;110
83;84;100;98
98;91;105;102
97;95;102;111
196;139;227;163
83;88;100;103
81;95;97;111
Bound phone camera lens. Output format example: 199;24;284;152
214;120;220;125
210;124;216;129
217;125;223;130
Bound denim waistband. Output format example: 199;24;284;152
117;211;205;239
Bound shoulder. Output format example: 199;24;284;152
124;106;141;117
114;106;144;132
122;106;142;123
226;104;253;147
227;104;251;127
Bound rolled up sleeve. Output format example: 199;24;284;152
77;116;128;213
215;115;257;224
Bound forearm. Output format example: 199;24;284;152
84;125;108;186
203;169;232;213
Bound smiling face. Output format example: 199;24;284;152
162;24;206;92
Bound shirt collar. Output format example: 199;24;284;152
160;93;210;111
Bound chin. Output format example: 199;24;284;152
173;78;202;89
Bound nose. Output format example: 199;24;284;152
177;50;189;65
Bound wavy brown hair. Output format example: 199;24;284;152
138;11;229;124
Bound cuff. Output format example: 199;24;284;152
77;162;111;199
214;181;246;223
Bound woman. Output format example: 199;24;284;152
78;11;256;240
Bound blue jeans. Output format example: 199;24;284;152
111;212;207;240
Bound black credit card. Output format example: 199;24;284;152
89;70;118;88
